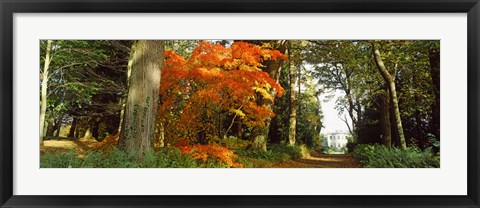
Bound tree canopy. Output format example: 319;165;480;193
40;39;440;169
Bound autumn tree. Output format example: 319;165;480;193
118;40;164;155
241;40;288;151
158;41;286;148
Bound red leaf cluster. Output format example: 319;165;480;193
177;142;243;168
158;41;286;144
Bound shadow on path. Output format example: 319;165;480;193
270;151;362;168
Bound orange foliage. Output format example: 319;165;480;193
159;41;286;144
176;142;243;168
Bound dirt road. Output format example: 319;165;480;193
269;152;362;168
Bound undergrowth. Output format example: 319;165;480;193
41;147;227;168
352;144;440;168
235;143;306;167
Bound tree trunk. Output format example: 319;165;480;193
54;120;61;137
249;40;288;151
68;117;77;138
40;40;53;144
288;46;297;145
81;128;94;141
118;100;126;134
380;92;392;148
92;119;101;140
117;44;133;134
158;122;165;148
345;89;357;132
415;105;425;148
251;125;267;151
373;44;407;149
235;121;243;139
74;124;79;138
46;122;55;137
429;47;440;140
45;118;61;137
118;40;164;156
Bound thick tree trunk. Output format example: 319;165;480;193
118;40;164;156
380;92;392;148
249;40;288;151
40;40;53;144
117;45;133;134
429;47;440;140
251;125;267;151
373;45;407;149
81;128;94;141
68;117;77;138
288;47;297;145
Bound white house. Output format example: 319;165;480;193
322;131;350;154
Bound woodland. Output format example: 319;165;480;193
40;40;440;168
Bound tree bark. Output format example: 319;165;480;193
288;45;297;145
46;122;55;137
235;121;243;139
373;44;407;149
92;118;101;140
118;40;164;156
344;89;357;132
117;44;133;134
118;100;126;134
40;40;53;144
68;117;77;138
157;122;165;148
380;92;392;148
81;128;94;141
54;118;62;137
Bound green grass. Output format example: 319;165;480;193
352;144;440;168
41;143;310;168
235;143;304;167
41;147;227;168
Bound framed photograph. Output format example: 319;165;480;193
1;0;479;207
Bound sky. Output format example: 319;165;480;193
304;63;351;135
319;90;351;134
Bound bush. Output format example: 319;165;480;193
40;147;227;168
177;143;243;168
219;136;252;150
353;144;440;168
269;144;303;159
41;150;83;168
236;143;304;162
322;146;348;154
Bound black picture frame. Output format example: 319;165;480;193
1;0;479;207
